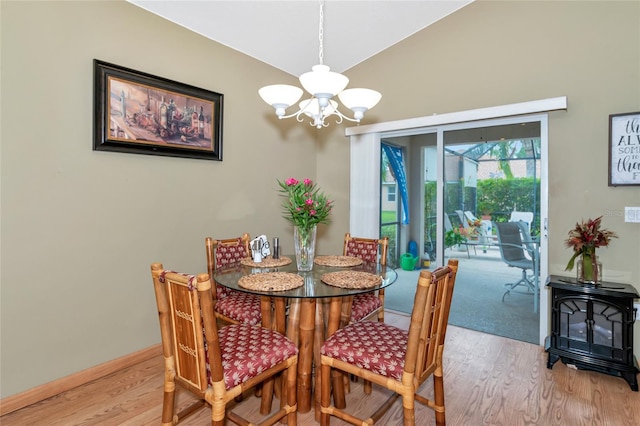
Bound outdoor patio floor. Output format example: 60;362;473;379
385;245;540;345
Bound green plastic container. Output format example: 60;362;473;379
400;253;418;271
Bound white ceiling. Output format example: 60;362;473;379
128;0;473;77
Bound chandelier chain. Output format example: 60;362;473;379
318;0;324;65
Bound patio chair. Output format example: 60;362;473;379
464;210;478;224
205;234;262;326
463;211;491;238
320;260;459;426
448;212;479;258
425;213;457;269
495;222;536;301
509;211;534;232
149;264;298;425
445;213;454;232
515;220;537;262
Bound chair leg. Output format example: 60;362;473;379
161;358;176;426
320;363;332;426
161;385;176;426
377;291;385;323
434;373;446;426
434;347;446;426
402;395;415;426
364;380;372;394
502;268;535;301
259;377;274;415
211;399;226;426
285;362;298;426
342;372;350;393
331;365;346;408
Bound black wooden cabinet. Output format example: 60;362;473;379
545;275;639;391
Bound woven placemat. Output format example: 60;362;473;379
240;256;292;268
321;271;382;289
314;255;363;267
238;272;303;292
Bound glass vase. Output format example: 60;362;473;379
294;225;317;272
576;250;602;284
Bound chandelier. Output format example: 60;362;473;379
258;0;382;129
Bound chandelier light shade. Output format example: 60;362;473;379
258;85;304;117
258;1;381;128
338;88;383;120
299;65;349;99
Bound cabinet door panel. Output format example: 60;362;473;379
592;301;623;349
559;299;587;343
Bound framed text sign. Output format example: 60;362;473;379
93;60;223;161
609;111;640;186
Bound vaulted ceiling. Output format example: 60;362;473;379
128;1;474;77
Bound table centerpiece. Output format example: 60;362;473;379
278;177;333;271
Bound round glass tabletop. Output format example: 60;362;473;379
213;255;398;299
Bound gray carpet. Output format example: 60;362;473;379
385;249;539;345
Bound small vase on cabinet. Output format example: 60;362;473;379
576;249;602;284
293;225;317;272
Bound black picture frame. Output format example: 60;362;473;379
608;111;640;186
93;59;223;161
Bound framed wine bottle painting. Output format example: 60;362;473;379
609;111;640;186
93;59;223;161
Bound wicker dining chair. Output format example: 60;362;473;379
320;259;459;426
150;263;298;426
343;233;389;323
205;234;262;326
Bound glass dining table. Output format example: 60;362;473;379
213;255;398;415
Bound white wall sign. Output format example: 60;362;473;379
609;112;640;186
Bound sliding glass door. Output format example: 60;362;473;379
375;117;546;345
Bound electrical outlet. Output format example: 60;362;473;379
634;303;640;322
624;207;640;223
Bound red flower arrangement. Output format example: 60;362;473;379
565;216;617;281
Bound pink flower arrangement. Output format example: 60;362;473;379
278;178;333;232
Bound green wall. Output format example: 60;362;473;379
2;0;639;400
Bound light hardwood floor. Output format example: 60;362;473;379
2;311;639;425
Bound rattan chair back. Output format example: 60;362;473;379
343;233;388;265
205;234;257;326
206;234;250;275
341;233;389;325
150;263;298;425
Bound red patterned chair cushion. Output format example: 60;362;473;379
215;238;247;266
350;293;382;322
219;324;298;389
215;238;248;299
321;321;407;381
215;290;262;325
216;285;232;299
345;240;379;262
